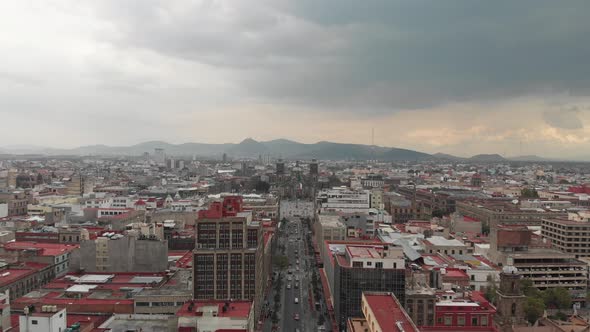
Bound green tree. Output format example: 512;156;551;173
520;188;539;198
273;255;289;270
255;180;271;193
543;287;571;309
484;275;498;303
523;297;545;324
521;279;541;297
431;209;444;218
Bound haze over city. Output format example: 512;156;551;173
2;1;590;159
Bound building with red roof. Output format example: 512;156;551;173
176;300;253;332
420;291;497;332
0;241;78;278
347;291;419;332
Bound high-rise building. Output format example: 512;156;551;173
154;148;166;165
330;243;406;330
66;173;84;196
193;196;264;318
276;159;285;175
309;159;318;176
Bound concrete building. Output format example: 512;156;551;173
456;200;567;229
422;236;469;256
0;203;7;218
490;225;587;303
542;217;590;258
331;243;406;330
193;196;265;321
404;287;436;327
79;232;168;272
279;200;314;219
370;190;383;209
0;263;54;300
317;188;371;214
19;307;67;332
0;191;28;216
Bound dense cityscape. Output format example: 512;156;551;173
3;1;590;332
0;147;589;331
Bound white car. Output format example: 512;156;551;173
294;297;299;304
287;284;292;289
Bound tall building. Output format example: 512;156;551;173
65;173;84;196
193;196;264;318
542;217;590;258
309;159;319;176
331;243;406;330
154;148;165;165
276;159;285;175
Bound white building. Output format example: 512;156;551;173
279;200;314;219
19;307;66;332
317;187;370;214
0;204;6;218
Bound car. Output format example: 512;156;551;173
287;284;291;289
296;266;299;271
294;297;299;304
294;282;299;289
287;276;292;281
296;260;299;265
288;270;293;274
295;276;299;281
293;313;300;320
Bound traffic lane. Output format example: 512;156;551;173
283;281;302;331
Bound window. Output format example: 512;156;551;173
437;317;443;324
470;275;475;281
32;320;38;325
457;316;465;326
481;316;488;326
511;303;516;315
444;316;452;326
471;317;478;326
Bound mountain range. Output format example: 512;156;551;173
0;138;559;162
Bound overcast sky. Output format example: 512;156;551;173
2;1;590;158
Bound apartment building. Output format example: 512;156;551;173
542;218;590;258
193;196;265;320
317;188;371;214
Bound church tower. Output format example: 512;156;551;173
494;261;527;332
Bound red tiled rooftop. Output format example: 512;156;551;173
2;241;79;256
0;269;37;287
364;293;419;332
177;300;251;318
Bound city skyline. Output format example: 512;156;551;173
2;1;590;158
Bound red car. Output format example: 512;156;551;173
293;313;300;320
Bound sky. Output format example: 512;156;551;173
2;1;590;158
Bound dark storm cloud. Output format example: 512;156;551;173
95;0;590;111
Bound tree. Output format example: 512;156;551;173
558;179;570;184
521;188;539;198
524;297;545;324
543;287;571;309
521;279;541;297
273;255;289;270
255;180;271;193
431;209;444;218
484;275;498;303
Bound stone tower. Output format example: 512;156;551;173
494;263;527;332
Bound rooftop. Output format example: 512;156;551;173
177;300;251;318
2;241;79;256
363;292;419;332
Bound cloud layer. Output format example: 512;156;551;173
1;1;590;158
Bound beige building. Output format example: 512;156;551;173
542;218;590;258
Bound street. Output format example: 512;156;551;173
264;216;330;332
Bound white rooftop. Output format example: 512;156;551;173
425;236;465;247
66;284;98;293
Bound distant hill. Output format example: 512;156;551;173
508;155;552;162
0;138;434;161
432;153;466;161
468;154;506;162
